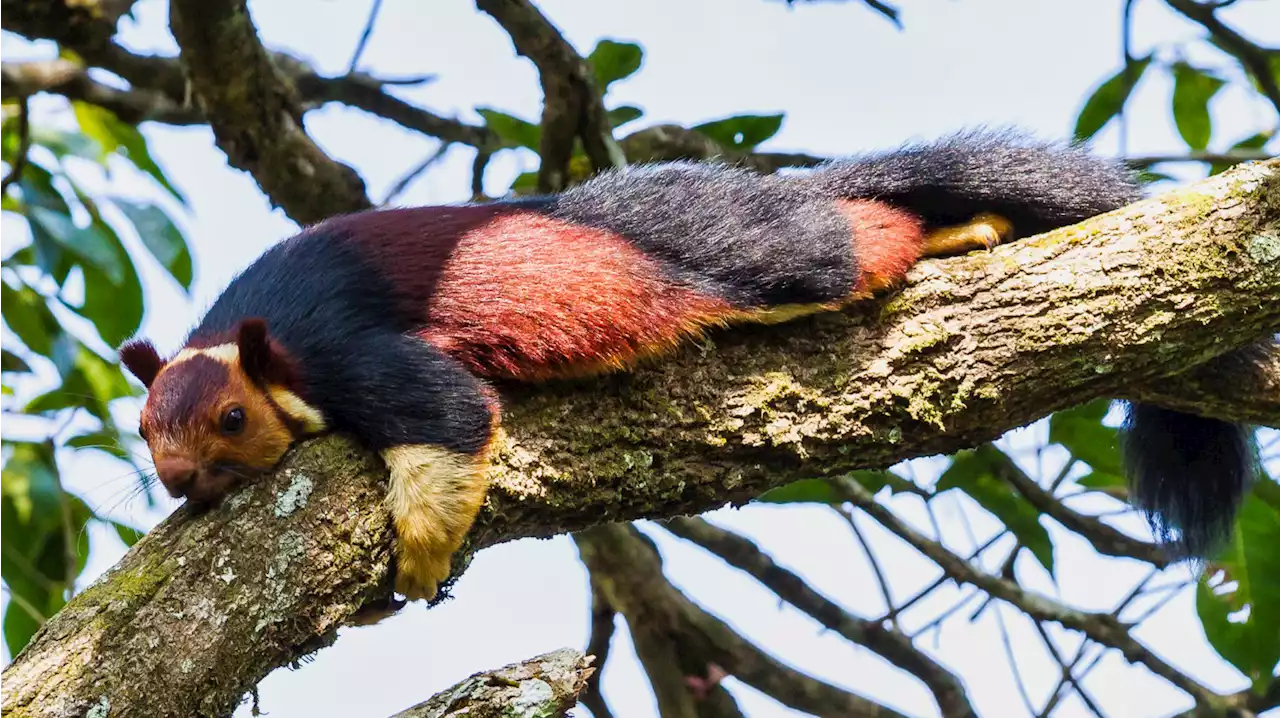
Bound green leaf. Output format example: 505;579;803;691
757;471;917;504
28;126;104;165
587;40;644;92
692;114;785;152
27;206;126;284
1049;399;1122;476
475;108;541;151
72;102;186;205
1171;63;1226;151
1;281;61;357
25;345;136;421
607;105;644;130
2;349;32;374
1196;492;1280;691
757;478;842;504
507;171;540;196
1073;55;1153;142
18;163;76;284
112;520;146;547
1209;131;1274;176
113;198;194;290
73;222;144;348
937;446;1055;573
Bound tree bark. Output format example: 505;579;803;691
3;159;1277;718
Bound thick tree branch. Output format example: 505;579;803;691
167;0;371;224
579;573;618;718
1;59;200;125
576;524;893;718
474;0;624;191
1123;340;1280;427
662;516;976;718
386;648;592;718
3;151;1277;718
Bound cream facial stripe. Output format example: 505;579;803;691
268;386;327;434
159;342;327;434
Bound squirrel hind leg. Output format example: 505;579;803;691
921;212;1015;258
381;444;491;601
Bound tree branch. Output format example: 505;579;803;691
3;149;1277;718
386;648;592;718
576;523;891;718
833;477;1227;710
1164;0;1280;119
662;516;977;718
474;0;624;191
1;59;201;125
167;0;371;224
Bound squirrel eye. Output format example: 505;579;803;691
138;426;149;442
221;407;246;436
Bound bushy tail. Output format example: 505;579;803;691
806;127;1257;559
804;127;1142;236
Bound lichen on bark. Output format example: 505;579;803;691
2;159;1277;718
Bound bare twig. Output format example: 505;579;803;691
382;142;453;205
1164;0;1280;118
578;522;899;718
833;477;1223;709
347;0;385;74
663;516;976;718
1031;620;1106;718
834;506;898;627
1127;149;1275;167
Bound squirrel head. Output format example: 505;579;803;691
119;319;325;504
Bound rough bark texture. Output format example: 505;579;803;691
167;0;372;223
386;648;592;718
3;159;1278;718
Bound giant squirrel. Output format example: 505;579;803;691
118;130;1256;601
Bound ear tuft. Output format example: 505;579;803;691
119;340;165;388
236;318;299;388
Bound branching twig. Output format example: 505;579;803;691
1164;0;1280;119
833;477;1223;709
347;0;385;74
834;506;898;627
382;142;453;205
663;516;976;718
578;522;897;718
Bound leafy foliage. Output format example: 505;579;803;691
1;100;193;654
691;113;785;152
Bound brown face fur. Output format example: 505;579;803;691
138;348;298;503
121;319;325;506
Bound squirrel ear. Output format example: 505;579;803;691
236;318;297;388
119;340;165;388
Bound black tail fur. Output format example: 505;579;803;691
807;127;1258;559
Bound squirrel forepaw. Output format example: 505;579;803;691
393;550;453;602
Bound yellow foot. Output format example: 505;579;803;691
922;212;1015;258
393;549;453;602
381;444;491;603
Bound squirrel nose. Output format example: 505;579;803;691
155;457;199;497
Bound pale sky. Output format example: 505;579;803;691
2;1;1278;716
